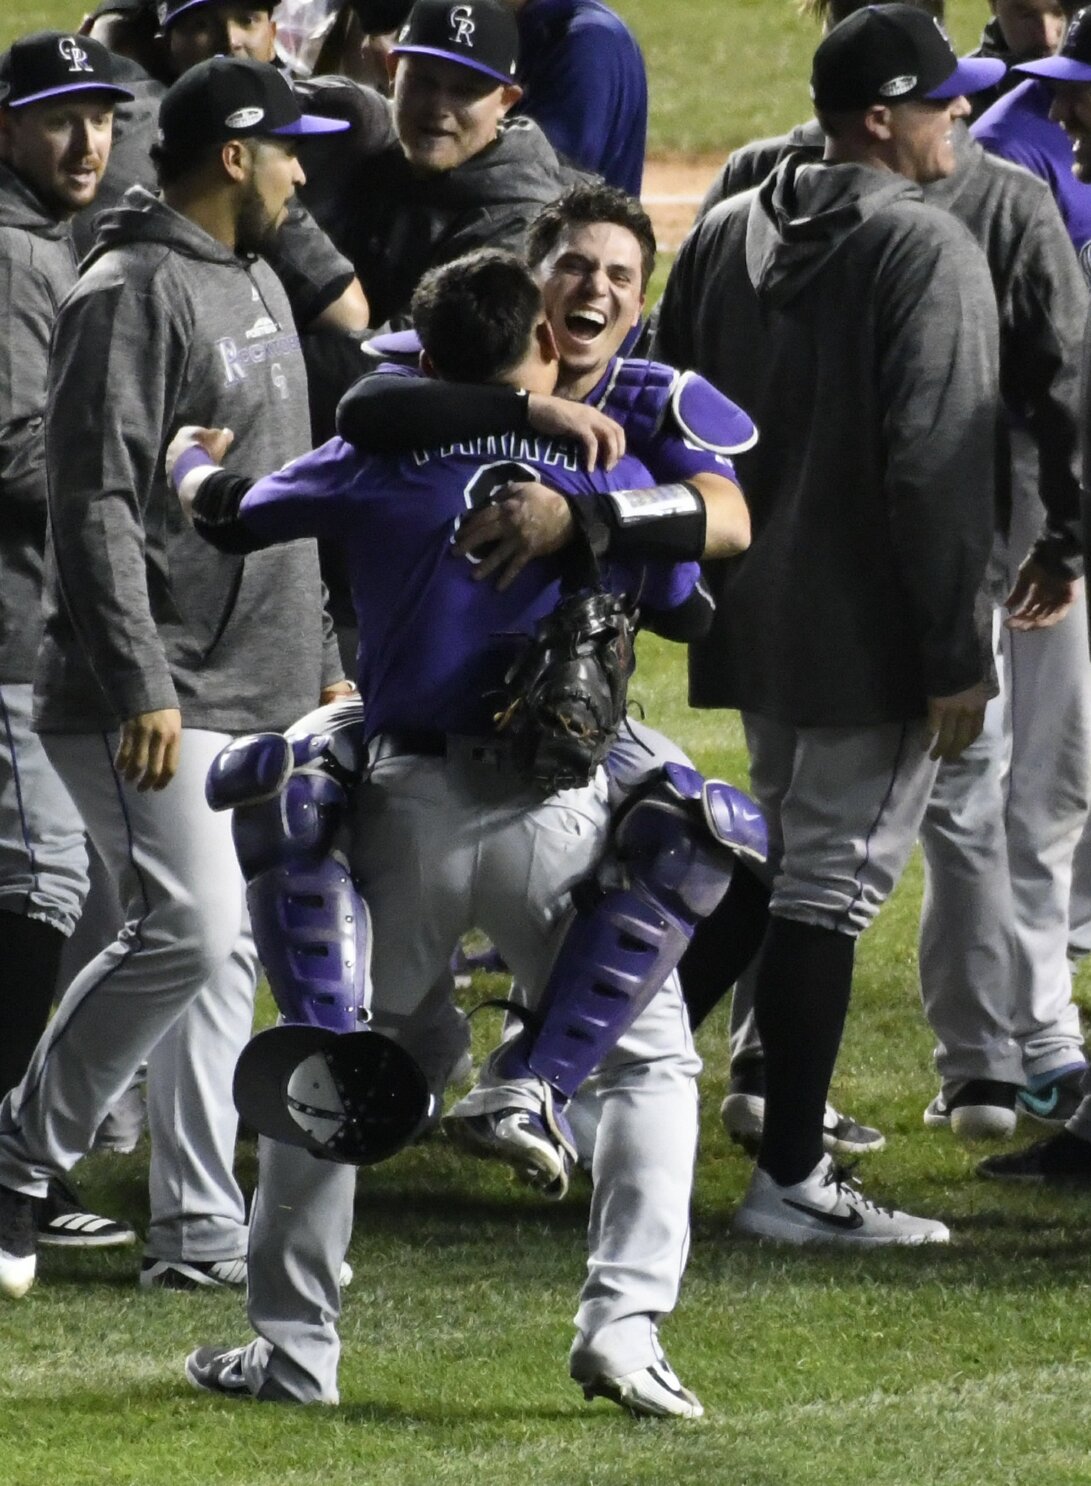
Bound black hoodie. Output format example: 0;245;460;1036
656;155;1000;726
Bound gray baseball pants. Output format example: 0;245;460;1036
237;741;700;1402
0;729;257;1261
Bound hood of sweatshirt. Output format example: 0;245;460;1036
0;159;69;240
416;115;579;209
745;153;922;308
83;183;249;272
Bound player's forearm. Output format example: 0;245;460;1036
337;373;530;451
173;453;264;555
565;474;749;563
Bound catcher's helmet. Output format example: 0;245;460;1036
234;1024;433;1165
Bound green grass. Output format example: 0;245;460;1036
3;3;1090;1482
2;636;1091;1485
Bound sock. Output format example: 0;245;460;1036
0;910;66;1099
753;915;855;1187
680;862;771;1030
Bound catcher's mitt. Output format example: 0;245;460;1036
495;589;636;793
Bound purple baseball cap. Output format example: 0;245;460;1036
812;5;1005;110
1014;7;1091;82
158;0;276;27
391;0;519;87
0;31;135;108
157;56;348;154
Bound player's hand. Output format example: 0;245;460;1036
526;395;625;471
320;679;357;705
924;683;988;762
452;480;575;591
115;709;182;792
165;425;234;482
1004;559;1080;631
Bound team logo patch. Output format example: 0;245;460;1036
879;74;917;97
58;36;93;73
225;106;265;128
449;4;476;46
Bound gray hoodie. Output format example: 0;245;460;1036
656;156;1000;726
35;186;341;735
0;161;78;684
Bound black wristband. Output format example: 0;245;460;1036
564;481;707;562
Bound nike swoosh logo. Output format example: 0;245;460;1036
783;1199;864;1230
1020;1088;1060;1118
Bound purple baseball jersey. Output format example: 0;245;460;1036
239;435;698;737
973;78;1091;276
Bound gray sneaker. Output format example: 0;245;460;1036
721;1092;885;1156
185;1345;253;1399
733;1155;949;1247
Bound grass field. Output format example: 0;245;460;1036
3;1;1091;1483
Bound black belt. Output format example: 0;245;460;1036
369;729;447;763
369;730;515;766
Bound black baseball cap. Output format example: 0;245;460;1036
391;0;519;87
351;0;414;31
157;55;349;154
1015;6;1091;81
811;5;1005;110
0;30;135;108
158;0;277;28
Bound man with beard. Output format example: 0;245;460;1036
0;57;351;1300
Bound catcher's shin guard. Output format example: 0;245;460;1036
207;720;370;1033
501;763;767;1098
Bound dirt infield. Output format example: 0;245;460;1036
641;153;723;251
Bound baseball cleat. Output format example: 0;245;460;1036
444;1089;577;1199
978;1130;1091;1184
571;1333;703;1419
923;1079;1019;1141
0;1184;36;1299
721;1090;885;1157
141;1257;248;1291
34;1177;137;1249
733;1155;950;1247
142;1256;354;1291
185;1344;253;1399
1016;1067;1088;1128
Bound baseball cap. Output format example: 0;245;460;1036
351;0;414;31
1014;6;1091;81
0;31;136;107
391;0;519;87
811;5;1006;111
159;0;278;27
157;55;349;154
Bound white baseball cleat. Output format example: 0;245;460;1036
571;1333;703;1419
142;1256;354;1291
733;1154;950;1247
0;1185;36;1299
444;1085;577;1198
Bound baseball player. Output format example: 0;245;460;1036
170;247;755;1418
654;5;1004;1244
0;30;145;1248
0;57;350;1302
696;0;1091;1149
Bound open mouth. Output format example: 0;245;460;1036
564;308;607;343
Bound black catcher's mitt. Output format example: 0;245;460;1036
495;589;636;793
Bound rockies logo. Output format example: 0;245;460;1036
58;36;94;73
449;4;476;46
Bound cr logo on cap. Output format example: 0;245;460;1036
58;36;94;74
449;4;476;46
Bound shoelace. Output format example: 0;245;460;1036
821;1160;896;1219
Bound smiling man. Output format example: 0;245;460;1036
307;0;578;328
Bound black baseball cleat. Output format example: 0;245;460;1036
185;1345;253;1398
1016;1068;1088;1128
0;1184;36;1299
33;1176;137;1249
978;1130;1091;1184
923;1079;1019;1141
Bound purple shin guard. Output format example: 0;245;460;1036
247;855;370;1033
500;768;764;1099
